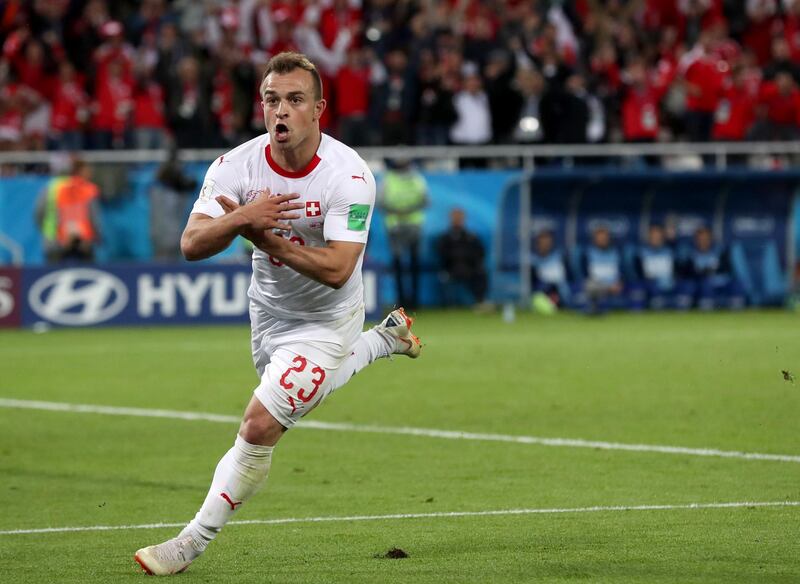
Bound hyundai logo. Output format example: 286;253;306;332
29;268;128;326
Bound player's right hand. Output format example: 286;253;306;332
217;190;304;233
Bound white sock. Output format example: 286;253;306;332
360;328;393;361
180;435;273;551
330;330;392;390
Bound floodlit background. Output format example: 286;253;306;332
1;1;799;582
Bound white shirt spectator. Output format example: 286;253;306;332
449;87;492;144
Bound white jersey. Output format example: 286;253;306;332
191;133;376;322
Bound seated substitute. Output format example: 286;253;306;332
685;226;745;309
579;225;627;313
436;208;490;310
634;224;692;309
529;230;571;311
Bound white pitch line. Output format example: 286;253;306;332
2;397;800;464
1;501;798;536
0;398;240;424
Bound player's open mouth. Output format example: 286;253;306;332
274;123;290;142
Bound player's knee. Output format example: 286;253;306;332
239;409;285;445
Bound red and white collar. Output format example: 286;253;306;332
265;140;322;179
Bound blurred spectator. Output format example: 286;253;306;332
579;226;626;314
371;49;414;145
212;51;239;146
621;59;666;145
679;32;724;142
35;156;102;262
529;230;570;309
93;20;135;91
379;159;428;310
742;0;778;65
154;21;188;86
589;41;622;109
49;60;89;151
166;55;216;148
360;0;401;58
64;0;110;70
225;47;260;146
91;59;133;149
677;0;725;47
763;36;800;82
685;226;745;309
0;68;43;150
413;50;457;146
258;7;351;76
540;72;591;144
26;0;70;48
484;49;519;145
126;0;170;48
3;32;53;150
461;2;499;67
436;208;489;310
712;64;757;142
450;62;492;166
750;71;800;140
319;0;361;50
13;38;55;98
335;48;372;146
132;63;168;150
511;68;545;144
150;147;196;260
784;0;800;63
211;5;246;59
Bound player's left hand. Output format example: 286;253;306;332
216;195;286;252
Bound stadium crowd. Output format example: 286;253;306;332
2;0;800;152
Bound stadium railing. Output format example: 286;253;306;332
1;140;800;167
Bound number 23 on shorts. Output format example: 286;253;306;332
279;355;326;415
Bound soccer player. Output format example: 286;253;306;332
133;52;421;576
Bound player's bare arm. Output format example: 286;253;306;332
260;236;364;289
217;195;362;289
180;192;304;261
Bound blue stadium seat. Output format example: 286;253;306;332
730;240;786;306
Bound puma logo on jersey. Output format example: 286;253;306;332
351;172;366;183
220;492;243;510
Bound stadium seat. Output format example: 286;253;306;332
730;240;787;307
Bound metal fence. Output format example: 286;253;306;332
0;141;800;169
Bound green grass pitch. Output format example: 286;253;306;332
1;310;799;583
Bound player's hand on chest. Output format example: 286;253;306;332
244;185;325;241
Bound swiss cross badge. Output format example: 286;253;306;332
306;201;322;217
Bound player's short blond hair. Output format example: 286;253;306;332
261;52;323;100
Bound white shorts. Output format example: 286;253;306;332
250;302;364;428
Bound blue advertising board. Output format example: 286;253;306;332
16;263;380;328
